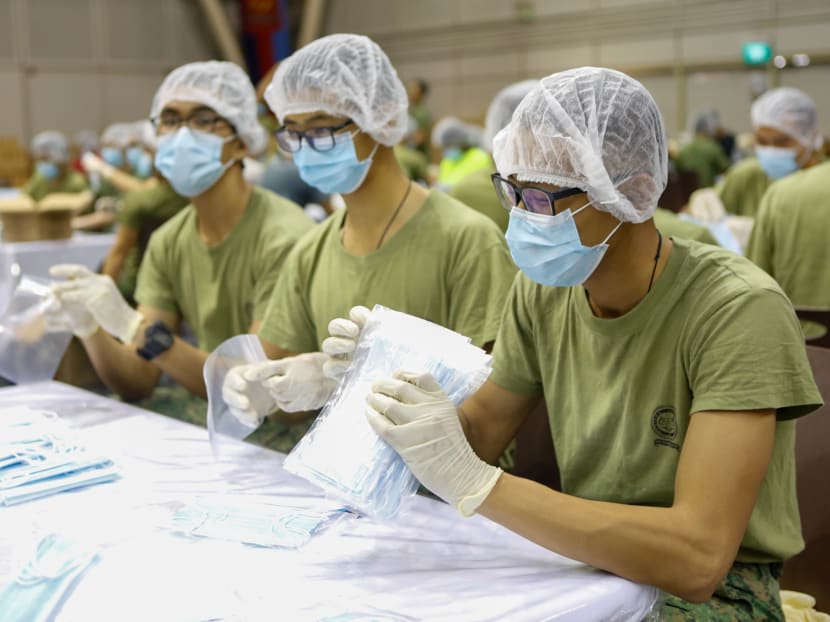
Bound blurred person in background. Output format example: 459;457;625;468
675;109;731;189
718;87;822;218
432;117;491;191
450;80;538;233
406;78;432;156
23;130;89;201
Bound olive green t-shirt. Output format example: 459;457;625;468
118;180;188;230
746;161;830;337
653;208;719;246
23;171;89;202
715;157;771;218
490;237;822;563
675;136;731;188
260;190;517;352
135;186;313;352
450;165;509;234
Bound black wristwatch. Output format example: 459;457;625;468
136;321;175;361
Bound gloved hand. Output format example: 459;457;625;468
222;352;338;427
81;152;115;177
50;264;143;344
366;371;502;517
43;294;98;338
321;305;371;380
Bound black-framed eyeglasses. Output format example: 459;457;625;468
491;173;583;216
152;110;235;135
275;119;355;153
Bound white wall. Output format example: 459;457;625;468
0;0;229;144
324;0;830;137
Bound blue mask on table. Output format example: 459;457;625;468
293;131;378;195
154;127;235;197
755;145;800;180
0;533;98;622
101;147;123;168
36;161;60;181
505;203;621;287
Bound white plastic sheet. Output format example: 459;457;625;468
0;277;73;384
284;306;492;520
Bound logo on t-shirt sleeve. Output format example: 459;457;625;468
651;406;680;450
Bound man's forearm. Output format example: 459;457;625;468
80;328;160;400
152;337;210;399
478;474;732;603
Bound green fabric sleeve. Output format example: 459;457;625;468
744;186;775;275
134;232;180;315
687;286;822;420
489;275;544;396
448;241;516;348
118;193;144;229
257;247;319;354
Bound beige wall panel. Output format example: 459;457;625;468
28;71;102;136
27;0;95;61
598;37;675;68
104;0;168;62
527;45;595;75
780;66;830;139
681;30;774;63
0;69;25;141
102;72;167;126
686;70;759;134
776;21;830;54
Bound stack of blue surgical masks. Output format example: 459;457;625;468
170;495;353;549
0;407;119;506
0;532;99;622
284;306;492;520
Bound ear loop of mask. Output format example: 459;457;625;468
571;201;623;244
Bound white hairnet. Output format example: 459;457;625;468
73;129;99;153
691;108;720;137
432;117;483;150
101;123;134;149
150;61;266;155
31;131;70;163
264;33;409;146
493;67;668;224
750;87;821;150
484;80;538;152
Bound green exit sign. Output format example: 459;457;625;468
743;42;772;65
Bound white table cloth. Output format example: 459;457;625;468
0;382;658;621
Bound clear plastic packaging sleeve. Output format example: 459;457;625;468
283;305;492;520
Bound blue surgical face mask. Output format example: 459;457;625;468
125;145;143;169
132;151;153;179
505;203;621;287
293;131;378;195
36;161;60;181
755;145;800;180
443;147;463;162
154;127;236;197
101;147;123;168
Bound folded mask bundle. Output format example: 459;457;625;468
284;306;492;520
170;495;353;549
0;408;119;506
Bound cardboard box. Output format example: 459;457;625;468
0;191;92;242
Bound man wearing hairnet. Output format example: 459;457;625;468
450;80;537;232
23;131;89;201
48;61;313;414
222;34;515;452
675;109;731;189
718;87;822;218
366;68;821;618
745;90;828;339
432;117;491;190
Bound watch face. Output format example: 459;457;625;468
154;328;174;348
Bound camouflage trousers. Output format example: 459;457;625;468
657;562;784;621
133;385;314;455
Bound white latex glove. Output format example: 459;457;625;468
50;264;143;344
43;294;98;338
366;371;502;517
321;305;371;380
223;352;338;426
81;152;115;177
